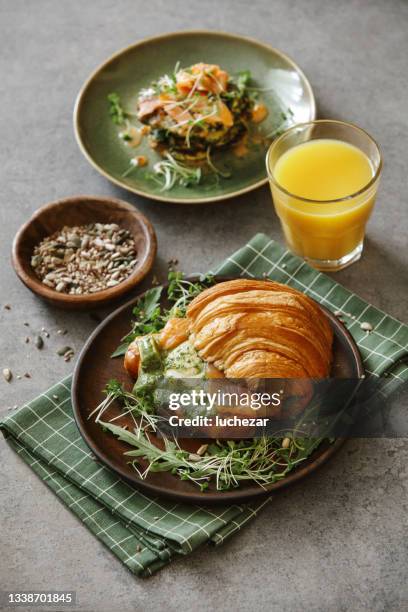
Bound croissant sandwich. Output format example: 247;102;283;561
125;279;333;380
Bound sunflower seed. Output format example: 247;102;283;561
31;223;138;295
3;368;12;382
35;335;44;349
57;346;72;356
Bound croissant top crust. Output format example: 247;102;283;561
187;279;333;378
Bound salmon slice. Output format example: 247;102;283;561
204;100;234;127
204;69;229;94
137;98;164;120
164;104;193;124
176;64;229;95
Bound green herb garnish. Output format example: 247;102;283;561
107;92;127;125
101;421;323;491
111;286;164;357
90;378;158;435
236;69;251;92
152;153;202;191
111;272;214;357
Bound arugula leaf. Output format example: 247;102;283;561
137;286;163;319
111;286;163;357
110;343;131;359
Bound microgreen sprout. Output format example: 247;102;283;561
153;153;202;191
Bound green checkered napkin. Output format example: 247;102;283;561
1;233;407;577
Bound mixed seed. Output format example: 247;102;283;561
1;306;86;387
31;223;138;295
3;368;12;382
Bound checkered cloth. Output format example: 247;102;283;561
1;234;407;577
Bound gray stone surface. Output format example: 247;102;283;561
0;1;407;610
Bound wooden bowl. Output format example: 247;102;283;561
12;196;157;310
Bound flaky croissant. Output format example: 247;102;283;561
186;279;333;378
124;279;333;379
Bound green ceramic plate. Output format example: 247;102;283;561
74;31;316;204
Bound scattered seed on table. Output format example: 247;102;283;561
57;346;73;356
360;322;373;332
52;394;59;400
24;322;29;327
4;304;11;310
57;329;67;335
136;545;142;553
24;372;31;378
334;310;342;317
63;349;74;362
281;264;287;269
3;368;12;382
35;335;44;349
24;337;30;344
17;375;22;380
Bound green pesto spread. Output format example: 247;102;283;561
133;336;205;394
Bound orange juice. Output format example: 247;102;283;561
268;137;379;266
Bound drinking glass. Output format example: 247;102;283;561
266;120;382;271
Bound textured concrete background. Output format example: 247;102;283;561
0;1;407;610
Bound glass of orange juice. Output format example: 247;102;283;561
266;120;382;271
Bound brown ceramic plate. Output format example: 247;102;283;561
72;278;364;504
